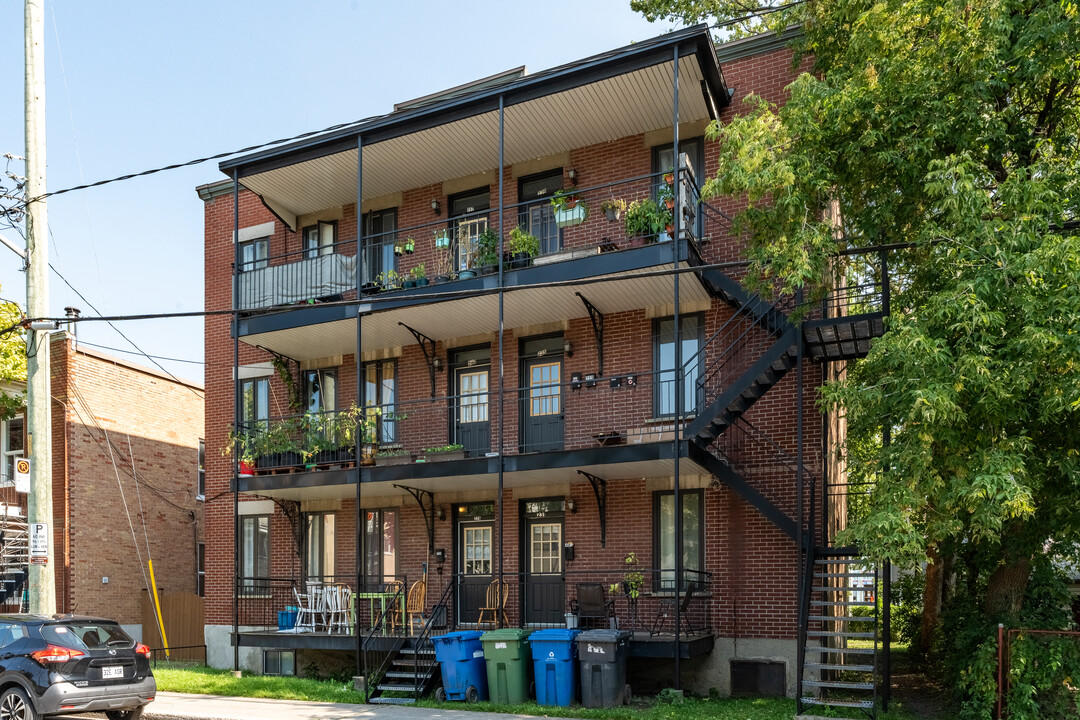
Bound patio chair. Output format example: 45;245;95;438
651;581;697;636
326;584;352;634
477;579;509;629
406;576;427;634
379;580;405;632
570;583;616;629
293;586;318;632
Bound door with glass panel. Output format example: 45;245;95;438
362;509;397;586
456;504;494;625
523;500;564;625
452;347;491;457
518;171;562;256
449;188;489;272
521;346;563;453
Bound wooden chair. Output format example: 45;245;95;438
570;583;616;629
406;576;427;634
477;579;509;629
651;581;698;636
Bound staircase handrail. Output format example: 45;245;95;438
411;578;456;700
362;578;407;703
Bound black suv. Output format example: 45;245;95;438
0;614;156;720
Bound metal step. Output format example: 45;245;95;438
806;630;875;639
801;697;874;709
803;679;874;690
796;715;867;720
814;572;875;579
803;662;874;672
804;644;875;656
807;614;876;623
368;697;416;705
384;671;424;679
811;600;874;607
814;557;863;564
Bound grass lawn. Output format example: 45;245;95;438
154;665;936;719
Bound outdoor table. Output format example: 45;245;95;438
355;591;406;634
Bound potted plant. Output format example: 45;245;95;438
415;443;466;463
393;243;404;257
551;189;587;228
600;198;626;222
508;226;539;269
300;415;333;469
404;237;416;254
434;229;450;250
475;228;501;275
411;263;429;287
402;273;416;289
432;245;454;284
339;404;381;466
377;269;401;291
663;167;675;185
261;418;303;470
222;426;258;476
624;197;670;244
375;448;414;466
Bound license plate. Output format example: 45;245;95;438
101;666;124;679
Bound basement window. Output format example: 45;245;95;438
264;649;295;676
731;660;785;697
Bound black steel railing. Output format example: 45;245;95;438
236;574;409;634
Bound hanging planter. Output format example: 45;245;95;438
554;205;587;229
393;244;404;257
404;238;415;254
434;232;450;250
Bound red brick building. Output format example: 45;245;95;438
1;333;204;641
199;26;885;699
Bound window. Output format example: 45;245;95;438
197;543;205;597
363;509;397;582
197;439;205;499
652;138;705;237
653;314;704;417
449;187;490;271
240;516;270;593
239;237;268;272
304;369;337;414
363;208;397;285
1;416;24;487
363;360;396;443
305;513;336;580
302;221;336;259
240;377;269;429
653;490;703;592
264;649;295;676
518;170;562;256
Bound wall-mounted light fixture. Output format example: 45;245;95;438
563;340;574;357
431;198;441;215
436;505;446;521
432;356;444;372
568;168;578;186
566;497;577;514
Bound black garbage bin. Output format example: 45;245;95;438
576;629;631;708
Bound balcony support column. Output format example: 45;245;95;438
496;94;506;585
355;134;364;682
232;169;241;673
671;42;683;689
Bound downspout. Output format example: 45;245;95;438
671;43;682;686
355;134;365;681
232;169;241;672
496;96;505;592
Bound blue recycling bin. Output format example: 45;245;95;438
277;609;297;630
530;628;580;706
432;631;488;702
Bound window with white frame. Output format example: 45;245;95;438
303;221;336;259
1;416;24;487
197;439;205;499
239;237;268;272
240;516;270;594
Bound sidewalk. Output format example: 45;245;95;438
144;692;540;720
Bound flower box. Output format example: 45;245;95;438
554;204;587;228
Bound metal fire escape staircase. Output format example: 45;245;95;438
688;264;887;719
363;582;444;704
0;504;29;609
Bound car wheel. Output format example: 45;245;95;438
0;687;38;720
105;709;144;720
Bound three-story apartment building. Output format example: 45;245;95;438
200;25;888;701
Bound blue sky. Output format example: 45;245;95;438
0;1;678;384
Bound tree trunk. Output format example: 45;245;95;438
920;545;943;652
984;553;1032;617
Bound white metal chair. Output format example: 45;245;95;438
293;586;317;632
327;584;352;634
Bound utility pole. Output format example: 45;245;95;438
25;0;56;614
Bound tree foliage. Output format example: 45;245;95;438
636;0;1080;622
0;285;26;420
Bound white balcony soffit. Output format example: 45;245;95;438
241;454;713;503
240;263;711;361
239;60;709;226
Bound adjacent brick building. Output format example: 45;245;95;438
198;25;884;698
1;333;204;641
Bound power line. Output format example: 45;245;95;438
75;340;204;365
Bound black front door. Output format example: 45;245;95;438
452;348;490;457
521;352;563;453
519;170;562;256
456;505;494;625
522;500;565;626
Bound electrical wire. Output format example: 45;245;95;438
73;340;203;365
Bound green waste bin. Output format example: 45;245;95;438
480;628;533;704
576;629;631;707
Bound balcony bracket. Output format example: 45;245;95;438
394;484;436;554
577;470;608;548
574;293;605;376
398;323;441;398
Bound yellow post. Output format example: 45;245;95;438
147;559;169;659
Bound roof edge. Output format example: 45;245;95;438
196;179;234;202
713;25;803;64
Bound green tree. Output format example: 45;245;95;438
0;286;26;420
634;0;1080;627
